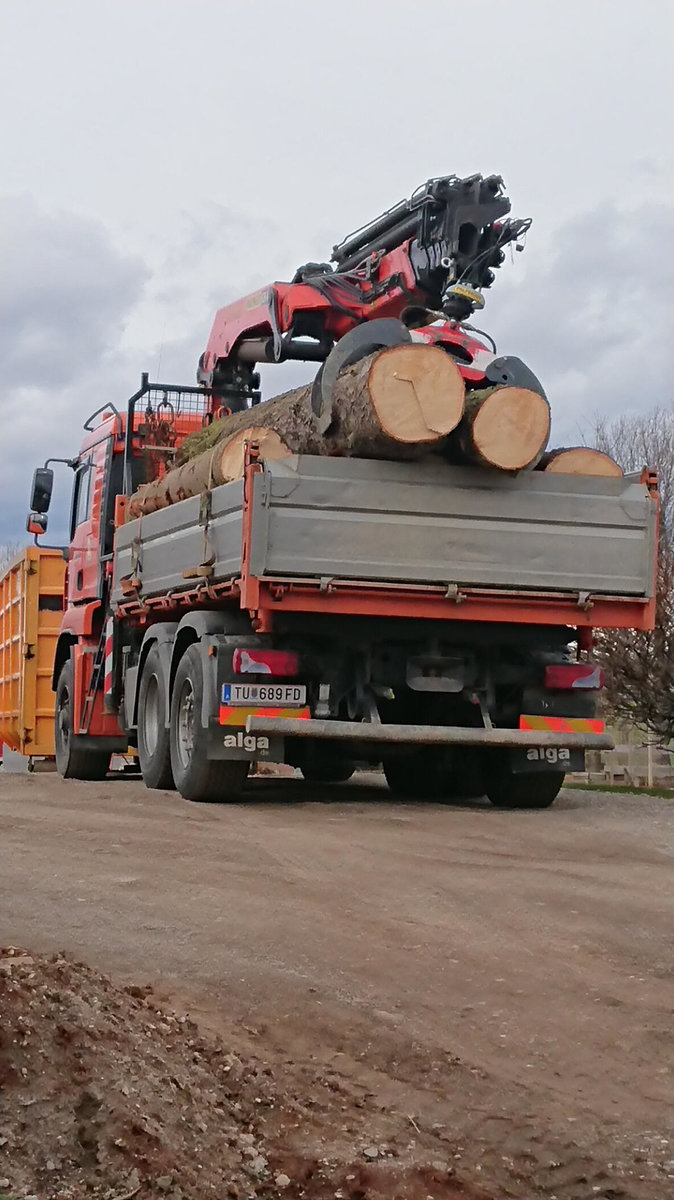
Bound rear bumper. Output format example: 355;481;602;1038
245;716;614;751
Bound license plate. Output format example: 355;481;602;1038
221;683;307;706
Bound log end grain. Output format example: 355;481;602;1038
367;344;465;443
217;427;293;480
540;447;623;477
126;427;292;520
471;386;550;470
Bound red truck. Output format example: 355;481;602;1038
22;175;659;806
23;373;657;808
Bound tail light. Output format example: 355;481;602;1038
545;663;604;690
232;648;299;677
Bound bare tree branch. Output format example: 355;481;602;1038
588;403;674;743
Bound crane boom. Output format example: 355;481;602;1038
197;173;531;413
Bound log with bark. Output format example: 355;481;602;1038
127;427;293;519
452;385;551;471
537;447;623;476
127;344;466;518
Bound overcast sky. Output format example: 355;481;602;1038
1;0;672;543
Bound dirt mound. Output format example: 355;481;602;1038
0;949;487;1200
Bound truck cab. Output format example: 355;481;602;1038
27;380;212;780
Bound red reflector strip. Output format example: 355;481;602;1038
219;705;310;726
545;664;604;689
519;715;605;734
232;648;299;677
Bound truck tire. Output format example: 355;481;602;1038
137;645;174;790
169;644;248;803
300;756;355;784
383;752;445;798
54;659;111;781
485;761;564;809
443;750;485;801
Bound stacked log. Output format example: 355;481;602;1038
130;427;293;517
126;341;620;522
453;386;551;471
128;344;466;518
537;447;623;477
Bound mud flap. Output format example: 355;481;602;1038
509;747;584;774
208;722;284;762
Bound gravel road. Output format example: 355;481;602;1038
1;772;672;1199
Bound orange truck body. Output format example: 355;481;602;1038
0;547;66;758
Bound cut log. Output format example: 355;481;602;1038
126;428;292;519
174;383;324;466
454;386;550;471
365;344;466;442
324;343;465;455
538;447;623;477
177;343;466;465
127;345;466;518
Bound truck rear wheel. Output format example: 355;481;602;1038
384;749;486;802
485;758;564;809
297;763;352;782
300;757;355;784
137;645;174;790
54;659;111;781
383;751;445;798
169;644;248;803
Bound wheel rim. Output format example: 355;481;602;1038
143;674;160;756
176;678;195;770
57;683;71;753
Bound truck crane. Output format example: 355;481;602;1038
196;173;540;427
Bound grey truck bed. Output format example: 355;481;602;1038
112;455;656;605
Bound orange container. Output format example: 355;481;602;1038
0;547;65;757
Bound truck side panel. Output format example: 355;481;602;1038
114;480;244;601
0;548;65;757
112;457;656;604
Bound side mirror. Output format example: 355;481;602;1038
30;466;54;514
27;512;48;537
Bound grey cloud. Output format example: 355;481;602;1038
0;197;287;545
0;196;148;392
3;194;672;546
163;203;282;276
137;202;322;398
0;350;148;545
0;198;150;542
485;199;674;442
